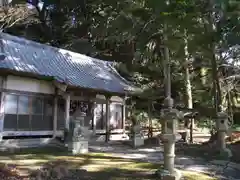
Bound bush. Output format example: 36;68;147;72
0;163;23;180
30;160;69;180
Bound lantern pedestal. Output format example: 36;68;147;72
156;105;182;180
159;134;181;180
132;125;144;148
133;134;144;148
156;169;182;180
68;126;91;155
69;137;89;154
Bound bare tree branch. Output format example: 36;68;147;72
0;4;35;30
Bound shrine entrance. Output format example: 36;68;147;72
70;99;93;129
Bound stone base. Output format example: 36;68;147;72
155;169;182;180
162;175;177;180
133;135;144;148
161;172;182;180
69;140;88;154
95;133;130;142
219;148;232;159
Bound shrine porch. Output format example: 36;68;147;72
0;88;128;149
0;77;129;150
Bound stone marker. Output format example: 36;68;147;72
216;112;232;158
132;124;144;148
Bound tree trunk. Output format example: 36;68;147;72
208;0;223;143
200;68;208;86
148;101;153;138
183;30;194;143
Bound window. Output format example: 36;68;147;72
18;96;30;131
18;96;29;114
31;97;53;131
31;96;44;131
4;94;19;130
4;94;18;114
3;93;53;131
32;97;43;114
57;98;65;130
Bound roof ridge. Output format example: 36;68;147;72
107;63;131;85
0;32;108;64
107;63;138;92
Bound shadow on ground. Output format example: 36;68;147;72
175;140;240;163
0;147;160;180
29;161;156;180
0;146;217;180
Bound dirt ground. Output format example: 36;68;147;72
175;131;240;163
144;131;240;163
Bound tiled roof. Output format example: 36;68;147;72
0;33;136;94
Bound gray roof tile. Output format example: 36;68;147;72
0;33;135;94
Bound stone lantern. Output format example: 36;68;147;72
156;21;182;180
68;111;91;154
216;112;232;158
157;97;182;180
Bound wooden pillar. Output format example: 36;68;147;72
190;118;193;143
105;96;111;142
65;93;70;130
0;94;3;142
92;101;97;134
0;77;6;142
53;95;58;138
122;97;126;133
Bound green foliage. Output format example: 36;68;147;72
197;118;215;130
1;0;240;124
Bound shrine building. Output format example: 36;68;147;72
0;33;136;148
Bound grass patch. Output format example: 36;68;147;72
183;171;217;180
232;124;240;131
0;147;217;179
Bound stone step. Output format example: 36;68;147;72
91;133;129;142
0;138;54;150
0;133;130;151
